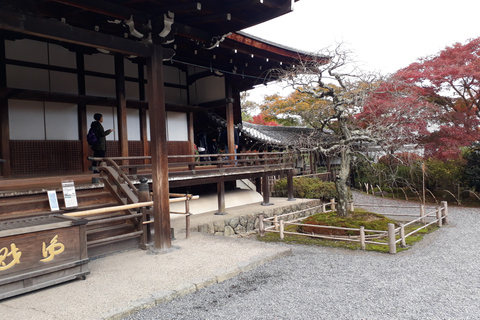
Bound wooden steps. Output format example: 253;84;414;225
0;177;146;257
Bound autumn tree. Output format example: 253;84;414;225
259;91;332;127
394;37;480;160
273;45;431;217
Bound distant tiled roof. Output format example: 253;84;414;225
242;122;320;147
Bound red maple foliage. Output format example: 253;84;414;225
393;37;480;160
248;114;280;126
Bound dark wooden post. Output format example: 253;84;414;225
287;169;295;201
261;173;273;206
138;177;151;248
216;178;227;215
115;54;128;161
188;112;194;157
138;61;149;163
255;177;262;193
146;45;171;250
76;51;89;173
0;39;11;177
226;84;235;161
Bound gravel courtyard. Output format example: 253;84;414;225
125;192;480;320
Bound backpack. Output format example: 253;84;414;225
87;127;98;145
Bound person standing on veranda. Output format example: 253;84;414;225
90;113;114;173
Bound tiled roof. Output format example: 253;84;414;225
242;122;321;147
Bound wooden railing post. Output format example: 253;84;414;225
441;201;449;224
349;201;354;212
185;194;191;239
259;214;265;237
359;226;366;250
274;215;279;231
400;224;406;247
330;198;336;211
138;177;151;249
436;206;443;227
279;219;285;240
420;205;425;224
388;223;396;254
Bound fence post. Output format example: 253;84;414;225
349;201;355;212
388;223;396;254
279;219;284;240
138;177;151;249
436;206;443;227
330;198;336;211
259;214;265;237
274;215;279;231
321;203;326;213
420;205;425;224
360;226;366;250
441;201;449;225
185;194;191;239
400;224;406;248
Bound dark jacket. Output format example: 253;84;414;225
90;121;113;151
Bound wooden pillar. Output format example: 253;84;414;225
226;84;235;160
76;52;89;173
216;179;227;215
188;112;194;154
115;54;128;160
146;45;171;250
0;39;10;177
139;108;149;160
287;169;295;201
138;61;149;162
255;177;261;193
261;173;273;206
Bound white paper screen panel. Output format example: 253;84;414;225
166;111;188;141
45;102;78;140
8;100;46;140
127;109;140;141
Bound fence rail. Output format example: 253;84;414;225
259;200;448;254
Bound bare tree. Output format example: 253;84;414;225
271;44;429;216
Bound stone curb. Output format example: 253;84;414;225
100;247;293;320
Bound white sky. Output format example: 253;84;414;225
242;0;480;103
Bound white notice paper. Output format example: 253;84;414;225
62;181;78;209
47;190;60;211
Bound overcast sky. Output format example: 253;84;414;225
242;0;480;102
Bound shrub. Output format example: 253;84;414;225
273;177;337;200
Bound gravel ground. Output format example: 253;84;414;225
124;192;480;320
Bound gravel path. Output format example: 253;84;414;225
125;192;480;320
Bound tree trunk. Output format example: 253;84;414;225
335;148;352;217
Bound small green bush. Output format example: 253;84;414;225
273;177;337;200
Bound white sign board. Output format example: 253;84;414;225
47;190;60;211
61;181;78;209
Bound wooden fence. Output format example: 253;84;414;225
259;200;448;254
